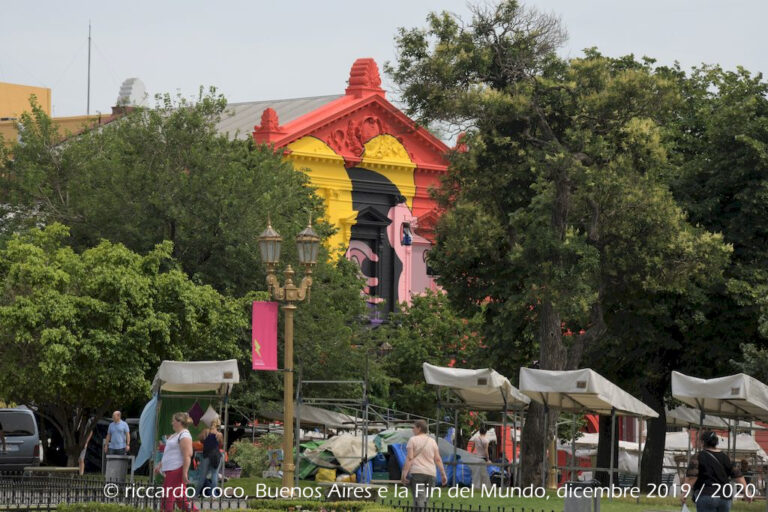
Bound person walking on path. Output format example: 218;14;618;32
195;418;224;497
155;412;197;512
681;430;751;512
401;419;447;512
79;416;94;475
104;411;130;456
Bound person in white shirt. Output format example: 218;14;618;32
154;412;196;512
401;420;447;512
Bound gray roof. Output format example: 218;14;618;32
216;94;343;140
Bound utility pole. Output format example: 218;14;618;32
87;21;91;115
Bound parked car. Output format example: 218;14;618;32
0;407;42;472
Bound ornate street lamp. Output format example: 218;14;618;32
258;216;320;488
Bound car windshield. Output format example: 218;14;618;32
0;411;36;436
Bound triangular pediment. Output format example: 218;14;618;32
354;206;392;226
274;95;449;171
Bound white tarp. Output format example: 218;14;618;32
519;368;658;418
665;406;765;430
423;363;530;410
664;431;768;462
304;433;377;473
152;360;239;394
671;371;768;421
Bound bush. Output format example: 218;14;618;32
229;434;282;477
58;505;145;512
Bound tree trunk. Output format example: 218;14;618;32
520;301;567;486
595;415;619;485
640;383;667;490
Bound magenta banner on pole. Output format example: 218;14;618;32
252;301;278;371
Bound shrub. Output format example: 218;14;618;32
229;434;282;477
246;500;396;511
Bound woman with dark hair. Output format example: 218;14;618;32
681;430;751;512
474;426;490;462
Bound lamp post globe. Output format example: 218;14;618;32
258;221;282;267
296;221;320;267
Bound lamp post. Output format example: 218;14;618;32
258;217;320;488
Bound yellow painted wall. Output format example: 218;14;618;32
360;134;416;209
285;136;356;256
0;82;51;118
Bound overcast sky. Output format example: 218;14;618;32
2;1;766;117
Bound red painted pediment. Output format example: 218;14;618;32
253;59;450;172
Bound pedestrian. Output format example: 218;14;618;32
154;412;197;512
740;459;751;485
195;418;224;497
681;430;751;512
401;419;447;512
104;411;130;456
79;417;94;475
474;426;490;461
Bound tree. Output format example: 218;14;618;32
2;91;378;414
367;291;484;417
388;1;729;485
0;224;248;466
2;91;327;297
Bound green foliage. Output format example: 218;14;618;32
2;90;378;421
2;89;327;297
0;223;247;464
733;344;768;384
367;291;483;416
229;434;283;477
387;0;731;485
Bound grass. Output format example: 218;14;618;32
225;477;767;512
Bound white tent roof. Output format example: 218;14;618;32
665;406;765;430
671;371;768;421
423;363;530;410
152;360;239;395
518;368;658;418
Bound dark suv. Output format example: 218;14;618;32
0;408;42;472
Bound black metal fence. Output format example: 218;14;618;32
0;473;248;510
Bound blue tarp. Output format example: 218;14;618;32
132;394;158;472
355;460;373;483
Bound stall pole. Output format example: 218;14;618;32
501;399;508;490
571;413;577;483
511;410;517;488
542;403;549;489
452;409;458;486
149;396;162;480
294;368;302;488
637;417;642;494
609;407;616;494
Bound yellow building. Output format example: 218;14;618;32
0;81;113;146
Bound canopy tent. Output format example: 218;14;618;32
423;363;531;410
671;372;768;421
519;368;658;418
666;406;730;429
152;359;239;395
423;363;529;488
143;360;240;478
519;367;658;490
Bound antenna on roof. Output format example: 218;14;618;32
87;21;91;115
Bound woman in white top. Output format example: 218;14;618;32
401;420;447;512
154;412;196;512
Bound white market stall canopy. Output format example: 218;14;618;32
666;406;765;430
423;363;530;410
152;359;240;395
519;368;658;418
671;371;768;422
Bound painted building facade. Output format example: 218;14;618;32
218;58;449;317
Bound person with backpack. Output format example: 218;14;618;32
681;430;751;512
195;418;224;497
